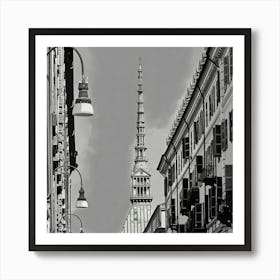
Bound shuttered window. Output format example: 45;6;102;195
225;119;228;150
225;165;233;191
210;185;217;218
172;164;175;184
221;120;228;152
230;48;233;81
181;178;189;214
200;109;205;135
196;155;203;174
216;177;223;206
216;71;220;106
194;122;198;145
214;125;222;157
224;56;229;91
229;110;233;142
191;187;199;205
171;198;176;225
164;177;167;197
168;168;172;187
182;137;190;159
195;203;203;228
205;102;208;127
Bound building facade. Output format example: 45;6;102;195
157;47;233;233
122;59;153;233
143;203;166;233
47;47;78;233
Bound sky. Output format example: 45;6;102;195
69;47;204;233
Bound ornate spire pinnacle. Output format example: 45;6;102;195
134;58;148;166
122;58;152;233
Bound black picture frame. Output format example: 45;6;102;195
29;28;251;251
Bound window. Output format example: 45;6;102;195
194;122;198;145
164;177;167;197
224;56;229;91
221;119;228;152
200;109;205;136
190;132;193;156
180;178;189;215
172;164;175;184
216;71;220;106
229;48;233;81
195;204;203;228
229;110;233;142
205;102;208;127
225;165;232;191
196;155;203;174
168;168;172;187
224;49;233;93
171;198;176;225
214;125;222;157
210;185;217;218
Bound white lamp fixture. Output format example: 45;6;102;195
73;79;94;116
76;186;89;208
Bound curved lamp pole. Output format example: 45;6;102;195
47;47;94;116
68;213;85;233
53;165;88;233
53;165;89;209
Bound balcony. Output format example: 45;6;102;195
130;195;153;202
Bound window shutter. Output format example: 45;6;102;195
225;165;232;191
210;185;217;218
172;164;175;184
216;71;220;106
164;177;167;197
182;137;190;159
191;187;199;205
230;48;233;81
229;110;233;142
200;109;205;134
171;198;176;225
181;178;189;214
205;194;209;224
194;122;198;145
216;177;223;206
189;172;193;189
168;168;172;187
196;155;203;174
224;56;229;91
214;125;222;157
225;119;228;150
183;178;188;191
195;203;203;228
221;120;225;151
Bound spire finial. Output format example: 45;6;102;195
138;57;142;71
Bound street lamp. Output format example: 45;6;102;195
68;213;85;233
53;165;89;209
47;47;94;116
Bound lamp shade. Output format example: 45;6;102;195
73;80;94;116
76;187;88;208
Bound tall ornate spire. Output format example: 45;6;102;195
134;57;148;167
121;58;152;233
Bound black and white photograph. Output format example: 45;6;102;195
29;29;251;250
